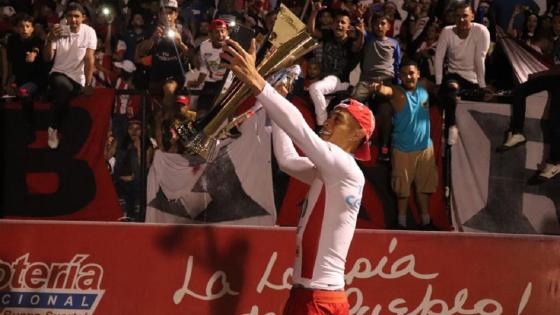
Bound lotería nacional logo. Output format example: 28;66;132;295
0;254;105;315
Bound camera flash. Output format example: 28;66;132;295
166;29;176;39
102;7;110;15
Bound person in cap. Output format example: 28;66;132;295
187;18;229;118
112;59;139;145
43;2;97;149
221;38;374;315
137;0;189;109
369;58;439;230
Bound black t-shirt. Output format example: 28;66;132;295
319;29;359;82
6;34;44;86
150;37;185;83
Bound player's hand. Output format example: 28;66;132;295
221;38;266;94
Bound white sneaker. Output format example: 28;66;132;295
447;125;459;145
47;127;59;149
539;163;560;180
498;132;526;151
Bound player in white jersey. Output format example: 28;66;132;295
221;39;374;315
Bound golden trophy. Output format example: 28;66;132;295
176;4;319;161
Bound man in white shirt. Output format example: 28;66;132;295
43;2;97;149
221;38;375;315
434;2;490;145
187;18;229;118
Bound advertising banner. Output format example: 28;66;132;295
1;220;559;314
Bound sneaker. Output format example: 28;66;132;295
538;163;560;180
497;132;526;152
447;125;459;145
378;145;390;163
47;127;59;149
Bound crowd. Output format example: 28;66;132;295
1;0;559;224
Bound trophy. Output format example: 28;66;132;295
176;4;319;161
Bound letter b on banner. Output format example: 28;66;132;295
2;106;96;217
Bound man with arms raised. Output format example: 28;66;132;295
370;59;439;230
221;39;374;314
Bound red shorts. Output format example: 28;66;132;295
282;287;349;315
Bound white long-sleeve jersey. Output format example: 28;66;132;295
256;83;364;290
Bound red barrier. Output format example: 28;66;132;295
0;220;559;314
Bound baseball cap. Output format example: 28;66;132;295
113;60;136;73
175;95;190;107
163;0;179;9
334;99;375;161
209;19;228;30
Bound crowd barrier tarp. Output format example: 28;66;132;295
452;93;560;234
0;89;122;221
145;103;277;226
0;220;559;315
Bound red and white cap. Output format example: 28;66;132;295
209;19;228;30
334;99;375;161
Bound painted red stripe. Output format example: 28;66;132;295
301;187;326;279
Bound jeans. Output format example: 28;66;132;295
510;74;560;163
438;73;479;127
48;72;82;129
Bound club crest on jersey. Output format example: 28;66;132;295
345;195;362;210
0;254;105;315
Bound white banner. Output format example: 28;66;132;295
145;107;276;226
451;92;560;234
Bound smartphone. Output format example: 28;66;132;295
59;18;70;37
223;24;255;63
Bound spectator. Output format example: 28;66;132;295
434;2;491;145
92;21;116;88
508;8;547;54
383;0;402;37
318;8;334;32
401;0;434;57
114;119;153;220
43;2;97;149
193;19;209;48
137;0;190;110
307;2;364;129
2;13;44;129
187;18;229;119
352;13;401;162
112;59;140;144
414;20;441;82
498;13;560;181
115;13;146;62
369;59;439;230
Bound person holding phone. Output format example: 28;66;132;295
136;0;190;111
43;2;97;149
